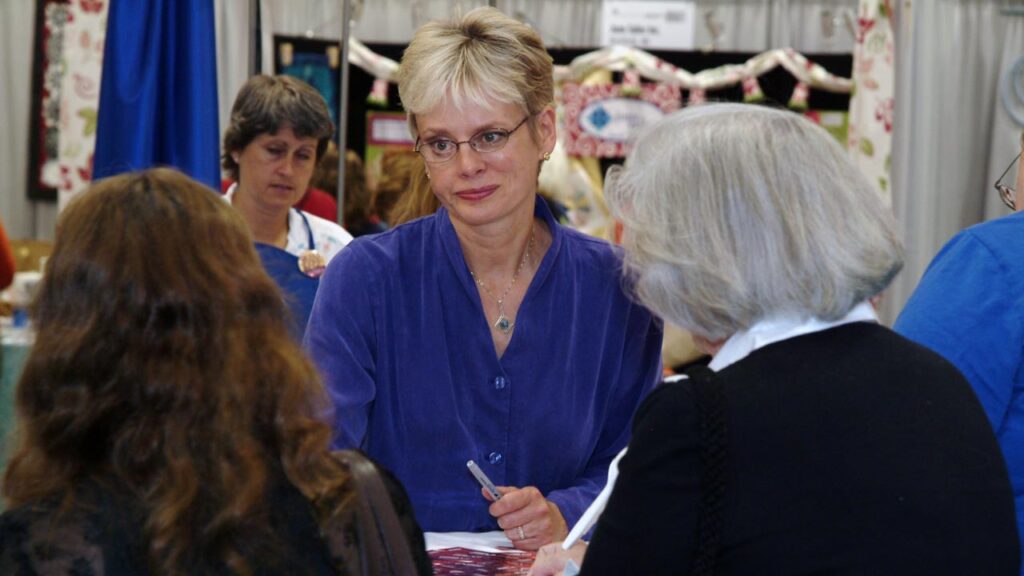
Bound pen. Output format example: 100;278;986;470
466;459;502;501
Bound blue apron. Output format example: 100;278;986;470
255;210;320;338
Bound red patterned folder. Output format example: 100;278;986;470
430;547;536;576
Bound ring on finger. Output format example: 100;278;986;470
517;526;526;541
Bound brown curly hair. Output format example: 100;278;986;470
2;168;352;575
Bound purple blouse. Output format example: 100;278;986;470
304;198;663;532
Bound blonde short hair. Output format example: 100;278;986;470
397;7;553;141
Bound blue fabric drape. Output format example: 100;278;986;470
93;0;219;190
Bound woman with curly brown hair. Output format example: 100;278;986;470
0;168;431;575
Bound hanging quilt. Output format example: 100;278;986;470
56;0;108;212
562;82;681;158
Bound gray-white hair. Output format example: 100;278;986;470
606;103;903;341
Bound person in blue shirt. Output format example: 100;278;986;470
895;135;1024;572
304;7;663;549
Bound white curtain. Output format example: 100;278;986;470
260;0;491;56
685;0;857;53
215;0;255;152
884;0;1024;324
261;0;857;52
0;0;58;241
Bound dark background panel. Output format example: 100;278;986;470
280;40;852;158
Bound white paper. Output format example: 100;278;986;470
425;530;515;552
562;446;630;549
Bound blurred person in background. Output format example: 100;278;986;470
0;218;13;291
378;148;434;226
312;145;386;237
896;132;1024;571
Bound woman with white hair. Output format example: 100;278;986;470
304;7;662;549
529;103;1019;575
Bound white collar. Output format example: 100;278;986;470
223;182;305;244
708;301;878;372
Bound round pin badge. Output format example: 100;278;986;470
298;250;326;279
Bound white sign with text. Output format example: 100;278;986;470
601;1;696;50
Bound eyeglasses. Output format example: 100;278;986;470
994;151;1021;210
415;116;531;164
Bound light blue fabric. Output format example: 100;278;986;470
1;342;30;476
304;198;663;532
94;0;220;190
896;209;1024;568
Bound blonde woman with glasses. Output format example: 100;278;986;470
304;7;662;550
897;134;1024;569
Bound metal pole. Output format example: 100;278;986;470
336;0;353;226
249;0;260;76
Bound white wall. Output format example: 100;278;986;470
0;0;58;241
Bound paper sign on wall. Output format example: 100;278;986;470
601;1;696;50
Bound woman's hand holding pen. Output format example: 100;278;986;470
485;485;569;550
527;541;588;576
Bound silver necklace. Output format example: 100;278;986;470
470;226;535;336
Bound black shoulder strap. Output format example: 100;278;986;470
685;365;727;576
330;450;418;576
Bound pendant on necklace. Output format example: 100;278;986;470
494;314;514;335
298;250;326;278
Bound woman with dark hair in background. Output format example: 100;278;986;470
0;168;431;575
223;75;353;334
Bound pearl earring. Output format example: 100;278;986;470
542;152;551;162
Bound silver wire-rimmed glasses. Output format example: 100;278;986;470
414;116;531;164
994;151;1021;210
